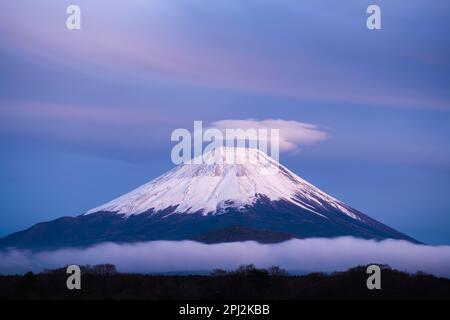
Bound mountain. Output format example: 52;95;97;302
0;146;418;250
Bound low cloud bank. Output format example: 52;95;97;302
1;237;450;277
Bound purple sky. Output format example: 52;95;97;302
0;0;450;244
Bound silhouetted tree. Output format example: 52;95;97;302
211;269;228;276
267;266;289;276
91;264;117;275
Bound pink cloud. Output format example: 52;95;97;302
1;1;449;110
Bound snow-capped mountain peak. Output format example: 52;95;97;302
1;146;418;250
86;146;359;220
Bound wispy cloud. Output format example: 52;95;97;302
1;1;449;110
209;119;328;152
1;238;450;277
0;101;174;126
0;100;183;155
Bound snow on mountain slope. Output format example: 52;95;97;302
87;146;360;220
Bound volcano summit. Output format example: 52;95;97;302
0;147;418;250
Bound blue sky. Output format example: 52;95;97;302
0;0;449;244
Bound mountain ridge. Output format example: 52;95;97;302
0;146;420;250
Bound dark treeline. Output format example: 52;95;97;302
1;264;449;300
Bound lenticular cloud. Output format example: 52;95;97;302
1;237;450;277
